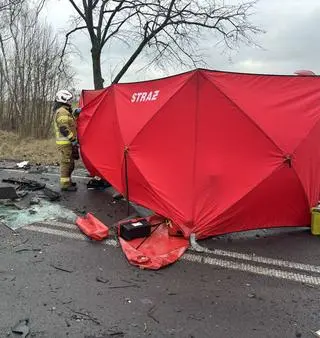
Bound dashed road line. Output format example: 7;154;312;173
41;220;78;230
182;253;320;286
24;224;118;247
189;246;320;274
1;168;89;180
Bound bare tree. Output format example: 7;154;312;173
0;0;23;11
64;0;263;89
0;2;75;138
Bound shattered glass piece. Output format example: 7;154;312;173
0;200;77;230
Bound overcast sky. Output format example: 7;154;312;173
43;0;320;89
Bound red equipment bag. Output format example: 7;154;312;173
76;213;109;240
117;215;189;270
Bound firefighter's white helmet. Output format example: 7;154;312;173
55;90;73;104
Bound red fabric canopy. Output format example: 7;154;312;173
78;69;320;239
78;88;108;177
79;88;105;108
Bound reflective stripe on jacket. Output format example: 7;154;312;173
54;105;77;145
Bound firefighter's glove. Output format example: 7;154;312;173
74;108;82;117
72;144;80;160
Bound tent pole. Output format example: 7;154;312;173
124;147;130;216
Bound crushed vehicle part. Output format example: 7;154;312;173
2;178;45;191
30;197;40;205
40;187;61;201
17;191;28;199
0;187;19;200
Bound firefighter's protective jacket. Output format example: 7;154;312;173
54;105;77;145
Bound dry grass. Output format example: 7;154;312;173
0;130;59;165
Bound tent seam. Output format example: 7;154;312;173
191;72;200;228
81;87;113;140
291;168;311;208
205;164;310;232
293;118;320;156
291;119;320;205
121;154;186;221
128;72;196;146
196;164;284;228
202;71;284;155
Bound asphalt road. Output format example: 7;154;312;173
0;167;320;337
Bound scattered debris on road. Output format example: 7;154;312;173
0;186;19;200
0;200;76;230
50;264;74;273
69;308;101;326
15;248;42;253
30;197;40;205
87;178;111;190
11;318;30;338
96;276;109;284
16;161;30;169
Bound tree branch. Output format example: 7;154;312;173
58;25;88;72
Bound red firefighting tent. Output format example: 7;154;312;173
78;88;108;177
79;88;105;108
78;69;320;241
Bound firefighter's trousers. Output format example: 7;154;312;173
57;144;75;188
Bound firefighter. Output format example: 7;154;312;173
53;90;79;192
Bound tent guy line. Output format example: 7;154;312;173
22;221;320;286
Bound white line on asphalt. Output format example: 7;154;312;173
41;220;77;230
189;247;320;274
43;172;89;180
22;223;320;286
24;225;86;240
41;220;320;275
24;225;118;247
1;168;89;180
182;254;320;286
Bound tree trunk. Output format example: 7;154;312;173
112;33;157;84
112;42;145;84
91;46;104;89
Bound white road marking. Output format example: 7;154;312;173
1;168;89;180
189;247;320;274
42;173;89;180
24;225;118;247
182;253;320;286
41;220;77;230
24;225;87;240
22;222;320;286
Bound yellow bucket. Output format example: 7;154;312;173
311;207;320;235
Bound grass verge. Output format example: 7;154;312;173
0;130;59;165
